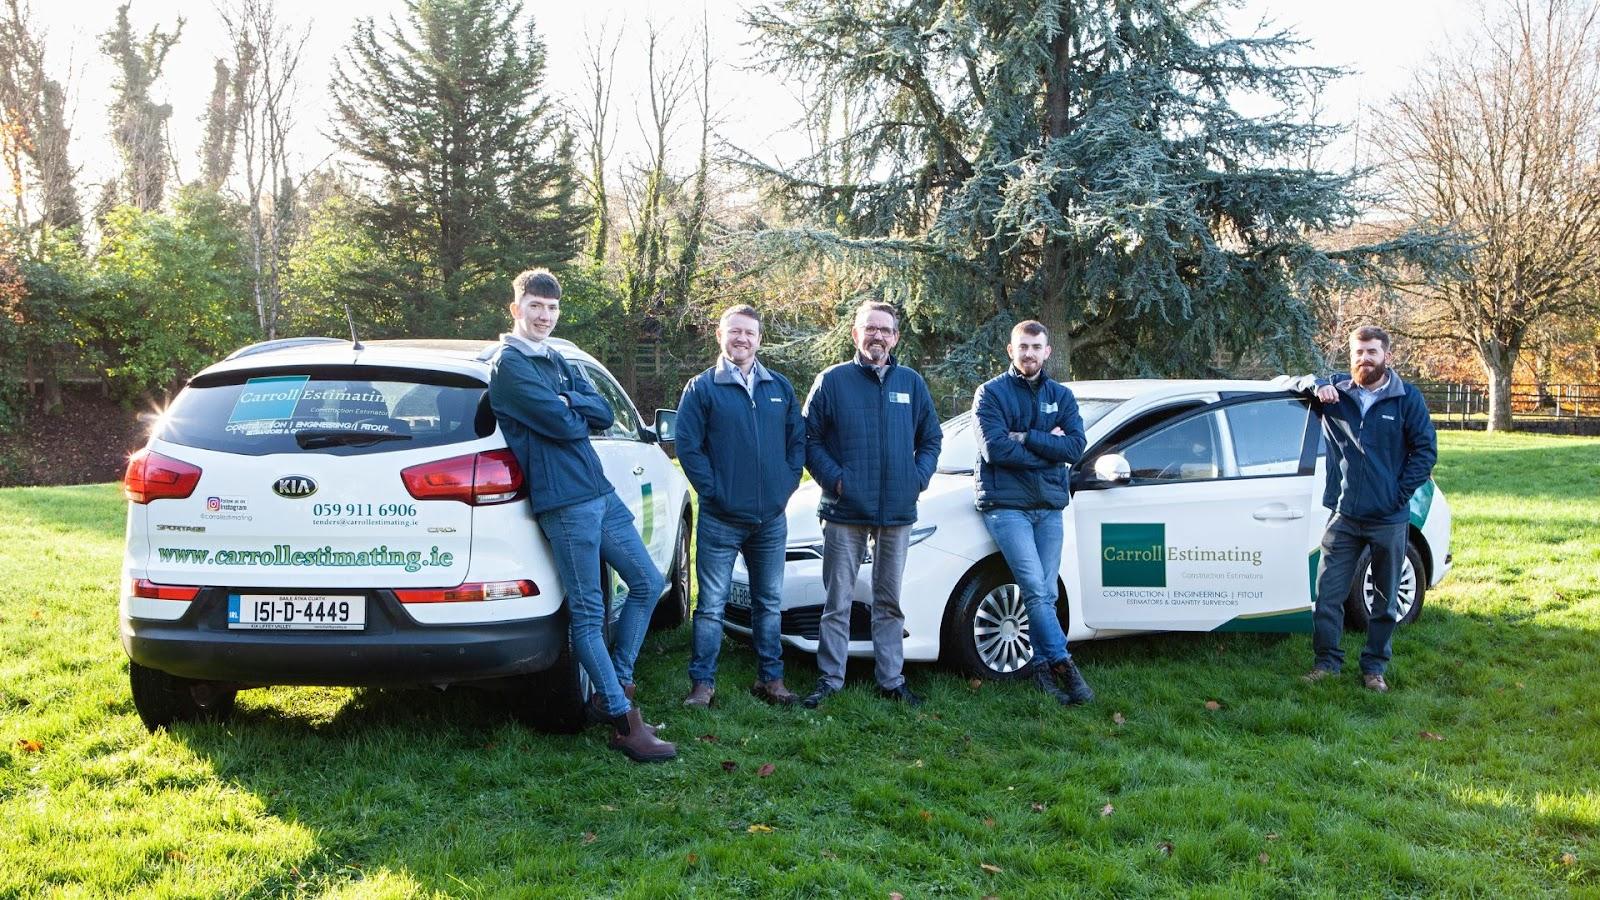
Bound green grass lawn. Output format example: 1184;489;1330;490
2;431;1597;897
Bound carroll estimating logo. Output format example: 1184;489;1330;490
1102;523;1167;587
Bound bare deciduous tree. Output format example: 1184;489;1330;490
100;2;182;212
1375;0;1600;430
574;22;620;268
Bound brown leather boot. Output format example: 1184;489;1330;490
609;707;677;762
750;679;798;705
587;683;655;734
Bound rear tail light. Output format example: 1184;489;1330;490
124;449;202;503
394;579;539;603
129;578;201;601
400;449;524;505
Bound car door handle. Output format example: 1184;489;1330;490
1252;506;1305;520
632;465;645;476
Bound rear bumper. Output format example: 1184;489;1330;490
122;588;565;687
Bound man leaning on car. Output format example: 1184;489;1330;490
800;300;942;709
674;304;806;709
487;268;676;762
972;320;1096;705
1291;324;1437;693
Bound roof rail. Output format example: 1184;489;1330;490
224;337;347;361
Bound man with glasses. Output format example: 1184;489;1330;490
800;301;942;708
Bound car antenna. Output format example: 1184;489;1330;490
344;304;364;351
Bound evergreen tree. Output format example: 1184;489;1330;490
742;0;1443;380
330;0;585;337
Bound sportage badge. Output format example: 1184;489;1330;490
272;475;318;499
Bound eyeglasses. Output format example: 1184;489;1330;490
859;325;897;336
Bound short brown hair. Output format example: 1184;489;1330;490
1011;320;1048;340
512;268;561;300
719;304;761;329
1350;324;1390;350
853;300;899;328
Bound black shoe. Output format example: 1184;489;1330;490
801;679;837;709
1051;659;1095;705
1031;661;1075;705
877;684;923;706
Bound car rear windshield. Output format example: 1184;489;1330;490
156;365;492;456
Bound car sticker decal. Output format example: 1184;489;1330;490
640;482;654;543
1408;480;1434;529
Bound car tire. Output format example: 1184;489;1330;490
942;558;1066;682
1344;540;1426;631
650;508;692;631
514;566;616;733
128;661;237;732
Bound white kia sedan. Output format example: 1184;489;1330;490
120;337;692;731
725;380;1452;680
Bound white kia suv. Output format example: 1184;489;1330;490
119;337;692;732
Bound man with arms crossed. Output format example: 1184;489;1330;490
488;269;675;761
1293;325;1437;693
972;320;1095;705
675;304;806;708
801;301;942;708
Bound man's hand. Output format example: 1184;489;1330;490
834;479;843;496
1315;384;1339;404
558;394;571;407
1050;426;1065;436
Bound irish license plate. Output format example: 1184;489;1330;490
227;594;365;630
728;582;752;610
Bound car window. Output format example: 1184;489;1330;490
1226;398;1311;476
577;362;641;440
159;365;489;456
1122;410;1224;482
935;398;1124;474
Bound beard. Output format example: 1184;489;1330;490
1352;360;1388;387
861;341;889;363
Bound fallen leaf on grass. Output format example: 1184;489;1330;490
17;738;42;753
1562;852;1578;867
600;805;617;812
698;733;717;743
1031;802;1046;813
1419;731;1445;742
582;832;597;844
165;850;188;862
1100;803;1115;817
821;849;838;860
721;760;737;772
1515;682;1526;690
910;759;924;768
919;809;932;821
686;853;699;865
747;824;774;834
31;609;42;620
979;863;1003;874
1204;700;1222;711
890;893;905;900
758;763;776;777
1112;712;1126;726
968;678;983;690
1258;852;1270;865
1157;841;1173;856
982;818;996;829
1266;833;1279;841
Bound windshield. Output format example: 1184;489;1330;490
935;398;1124;474
156;365;492;456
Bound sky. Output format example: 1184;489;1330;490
23;0;1482;199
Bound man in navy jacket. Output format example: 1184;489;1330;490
1290;325;1437;693
800;301;942;708
973;321;1095;705
489;269;674;761
674;305;806;708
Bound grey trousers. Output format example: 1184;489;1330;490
816;520;912;691
1312;514;1408;675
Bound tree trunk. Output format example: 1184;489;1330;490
1481;352;1514;432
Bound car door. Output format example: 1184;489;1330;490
575;361;673;574
1071;393;1319;632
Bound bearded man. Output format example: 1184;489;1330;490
1291;325;1437;693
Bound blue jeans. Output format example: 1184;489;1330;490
1312;514;1407;675
536;492;664;716
689;512;787;685
982;507;1070;665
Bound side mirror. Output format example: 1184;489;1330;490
653;409;677;445
1092;453;1131;484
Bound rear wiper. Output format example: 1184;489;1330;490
294;429;414;449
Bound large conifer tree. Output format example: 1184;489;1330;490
331;0;584;336
742;0;1439;379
